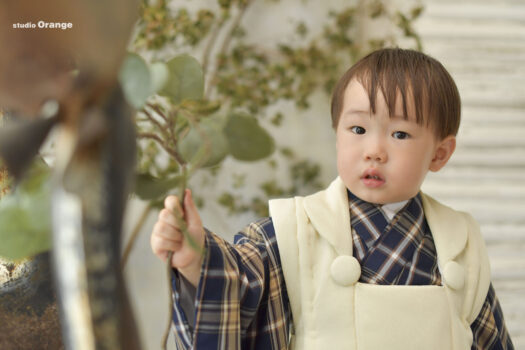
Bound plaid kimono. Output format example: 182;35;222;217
171;192;514;349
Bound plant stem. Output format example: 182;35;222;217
166;108;179;151
141;106;165;134
162;165;187;350
121;203;152;268
137;132;186;165
162;250;174;350
146;103;170;124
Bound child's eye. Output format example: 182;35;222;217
350;126;366;135
392;131;410;139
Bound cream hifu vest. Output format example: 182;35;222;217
269;177;491;350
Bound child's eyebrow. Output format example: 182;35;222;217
343;109;415;123
391;114;411;121
343;108;370;117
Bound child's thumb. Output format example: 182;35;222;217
183;189;202;227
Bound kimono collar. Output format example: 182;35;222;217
303;177;352;256
302;177;468;262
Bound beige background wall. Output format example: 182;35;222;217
123;0;525;348
415;0;525;346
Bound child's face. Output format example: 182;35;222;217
336;79;447;204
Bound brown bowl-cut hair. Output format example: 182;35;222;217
330;48;461;140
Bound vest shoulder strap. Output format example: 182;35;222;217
269;197;304;329
462;212;491;324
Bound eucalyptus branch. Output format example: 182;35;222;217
140;106;165;133
205;1;252;99
166;108;180;148
162;250;176;350
162;166;189;350
137;132;186;165
136;131;166;148
121;203;153;268
145;103;184;168
145;102;170;124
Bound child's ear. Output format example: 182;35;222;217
429;135;456;172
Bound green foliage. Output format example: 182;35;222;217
160;55;204;104
218;154;324;217
128;0;424;218
178;117;229;167
396;6;424;51
224;113;274;161
119;53;204;109
0;160;51;260
149;62;170;93
134;173;181;201
135;2;216;50
119;53;152;109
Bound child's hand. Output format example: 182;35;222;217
150;189;205;286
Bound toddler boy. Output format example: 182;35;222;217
151;48;514;349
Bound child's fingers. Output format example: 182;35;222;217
164;195;184;217
164;191;203;235
152;221;183;243
150;233;182;259
163;194;188;230
158;208;179;228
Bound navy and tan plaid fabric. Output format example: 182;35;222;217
349;191;442;286
171;219;291;349
348;191;513;350
170;192;514;349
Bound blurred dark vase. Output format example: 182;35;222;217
0;252;64;350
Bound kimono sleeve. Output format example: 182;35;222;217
170;217;291;350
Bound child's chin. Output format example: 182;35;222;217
352;190;386;204
352;190;407;205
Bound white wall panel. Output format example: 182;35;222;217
417;0;525;346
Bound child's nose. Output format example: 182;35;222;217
364;139;387;163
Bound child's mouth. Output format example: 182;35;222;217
361;170;385;187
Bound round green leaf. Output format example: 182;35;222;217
119;53;152;109
134;173;181;201
0;165;51;260
149;61;169;93
0;206;51;260
224;113;275;161
160;54;204;104
178;119;229;168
